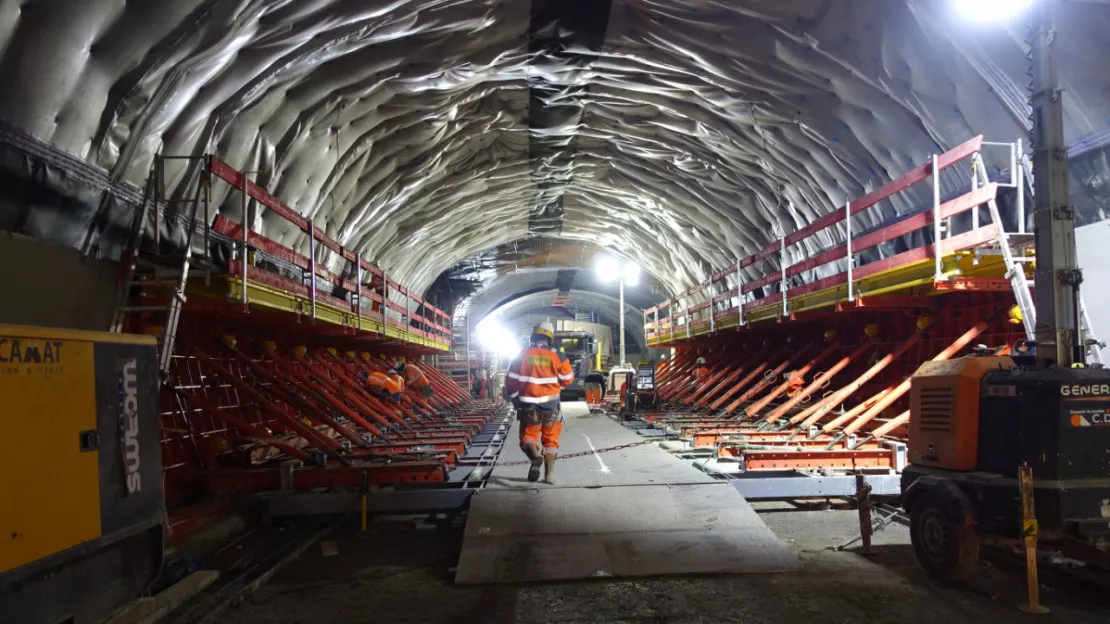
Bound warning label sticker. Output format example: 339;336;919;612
1069;407;1110;427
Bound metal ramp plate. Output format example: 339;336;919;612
458;404;797;584
455;483;799;584
486;406;712;488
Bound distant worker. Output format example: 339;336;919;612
471;370;485;399
362;370;404;406
584;370;605;408
395;360;434;398
504;321;574;484
694;356;710;388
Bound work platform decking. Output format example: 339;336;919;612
455;404;798;584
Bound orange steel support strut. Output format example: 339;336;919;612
840;318;993;436
716;344;815;412
762;338;877;424
790;332;925;430
698;346;788;408
188;346;348;462
744;339;842;418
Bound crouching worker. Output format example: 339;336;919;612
395;360;434;399
361;370;405;428
504;321;574;483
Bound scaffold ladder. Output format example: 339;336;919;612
972;147;1103;365
111;155;212;376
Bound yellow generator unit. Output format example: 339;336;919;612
0;324;164;624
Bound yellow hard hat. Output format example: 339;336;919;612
916;316;935;332
1008;305;1023;325
864;324;880;339
696;356;706;365
824;330;838;342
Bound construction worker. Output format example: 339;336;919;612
361;370;404;408
395;360;433;398
584;370;605;408
694;356;710;389
504;321;574;484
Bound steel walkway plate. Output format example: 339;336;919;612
486;404;712;488
455;483;798;584
457;404;798;584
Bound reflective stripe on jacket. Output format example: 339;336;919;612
504;346;574;404
366;371;402;395
402;365;430;390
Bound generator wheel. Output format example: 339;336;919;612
909;489;980;581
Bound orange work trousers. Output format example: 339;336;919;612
584;383;602;406
518;406;564;456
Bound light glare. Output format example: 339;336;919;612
954;0;1033;23
622;263;641;287
476;319;520;358
595;255;620;282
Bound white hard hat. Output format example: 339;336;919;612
533;321;555;341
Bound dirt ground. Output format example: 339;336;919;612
215;500;1110;624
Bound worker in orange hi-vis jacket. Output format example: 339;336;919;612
503;321;574;484
694;356;710;389
394;360;434;399
361;370;405;428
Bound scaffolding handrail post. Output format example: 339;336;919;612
354;259;363;329
382;270;389;332
846;201;854;302
1016;138;1026;234
780;235;788;316
306;221;317;324
240;172;250;312
737;257;744;328
932;154;944;282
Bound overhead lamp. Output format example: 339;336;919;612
622;263;641;288
954;0;1034;22
475;318;521;358
595;255;620;283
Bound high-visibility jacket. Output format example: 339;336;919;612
401;365;430;390
694;366;711;385
505;346;574;407
365;371;402;395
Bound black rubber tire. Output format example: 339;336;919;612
909;489;980;581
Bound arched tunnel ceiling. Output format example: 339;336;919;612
2;0;1110;306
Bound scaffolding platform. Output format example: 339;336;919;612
455;404;798;584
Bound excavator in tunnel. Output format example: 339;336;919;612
2;0;1110;622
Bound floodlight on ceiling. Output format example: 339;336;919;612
954;0;1034;23
475;318;521;358
595;255;620;283
622;263;641;288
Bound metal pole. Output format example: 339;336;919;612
780;236;788;316
202;168;212;286
1031;0;1081;367
846;202;854;301
354;260;363;329
1017;138;1026;234
240;173;250;312
154;155;163;254
709;282;716;333
619;278;626;365
737;258;744;327
307;222;317;324
932;154;944;282
971;157;980;230
382;271;389;334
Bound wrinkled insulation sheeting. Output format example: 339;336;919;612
0;1;1108;303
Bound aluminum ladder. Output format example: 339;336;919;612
111;155;212;376
971;145;1103;365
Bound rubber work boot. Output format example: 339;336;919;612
523;442;543;483
543;455;556;485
